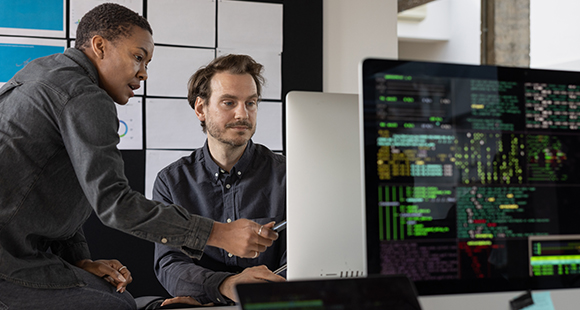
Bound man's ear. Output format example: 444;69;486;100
194;97;206;121
90;35;106;60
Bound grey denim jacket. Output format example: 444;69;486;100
0;48;213;289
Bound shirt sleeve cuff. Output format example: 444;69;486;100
180;215;214;259
204;271;235;305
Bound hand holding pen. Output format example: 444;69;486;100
207;219;279;259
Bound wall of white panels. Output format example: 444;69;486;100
0;0;284;199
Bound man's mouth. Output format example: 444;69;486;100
226;122;252;130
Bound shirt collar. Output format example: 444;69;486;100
202;139;256;182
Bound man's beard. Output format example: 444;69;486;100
206;119;256;147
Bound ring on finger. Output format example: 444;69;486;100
258;225;263;235
253;251;258;259
118;266;127;272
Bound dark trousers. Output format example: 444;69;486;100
0;267;136;310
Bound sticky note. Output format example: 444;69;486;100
523;292;555;310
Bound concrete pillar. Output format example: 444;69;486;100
481;0;530;67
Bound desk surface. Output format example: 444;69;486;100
420;288;579;310
173;306;237;310
169;289;580;310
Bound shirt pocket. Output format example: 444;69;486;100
0;80;22;98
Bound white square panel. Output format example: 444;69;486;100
217;0;282;51
145;98;206;149
253;101;282;151
147;0;215;47
146;46;215;97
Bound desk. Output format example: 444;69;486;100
419;288;579;310
173;307;237;310
164;287;580;310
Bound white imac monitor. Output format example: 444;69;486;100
285;91;366;280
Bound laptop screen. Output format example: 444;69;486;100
236;275;422;310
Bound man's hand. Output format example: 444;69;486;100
207;219;278;258
160;296;213;307
219;265;286;301
75;259;132;293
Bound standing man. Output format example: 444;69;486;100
0;4;276;310
153;54;286;306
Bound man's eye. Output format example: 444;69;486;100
135;55;143;62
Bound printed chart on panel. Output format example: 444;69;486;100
0;0;65;37
69;0;142;38
116;97;143;150
0;37;66;85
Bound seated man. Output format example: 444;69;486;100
153;54;286;306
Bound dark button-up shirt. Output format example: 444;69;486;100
0;48;213;289
153;140;286;305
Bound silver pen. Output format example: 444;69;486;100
273;263;287;275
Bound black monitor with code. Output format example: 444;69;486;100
360;58;580;295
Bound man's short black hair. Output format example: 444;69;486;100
75;3;152;50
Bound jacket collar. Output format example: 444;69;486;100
63;48;99;85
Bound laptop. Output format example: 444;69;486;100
235;275;423;310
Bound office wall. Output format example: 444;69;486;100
397;0;481;65
322;0;398;94
530;0;580;71
397;0;580;70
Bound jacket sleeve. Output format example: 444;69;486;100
153;173;233;305
50;228;91;265
59;89;213;259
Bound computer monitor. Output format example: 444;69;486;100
360;58;580;301
285;91;366;280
